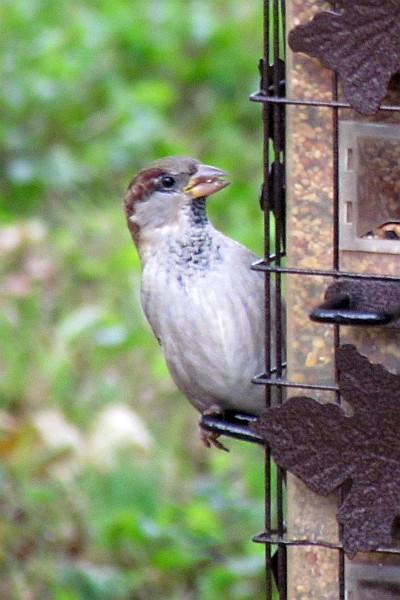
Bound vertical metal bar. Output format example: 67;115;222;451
262;2;273;598
261;0;287;597
273;1;287;598
331;67;346;600
262;11;272;600
331;73;340;393
332;81;340;274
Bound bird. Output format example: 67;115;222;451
124;156;280;449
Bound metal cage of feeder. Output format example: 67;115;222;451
203;1;400;599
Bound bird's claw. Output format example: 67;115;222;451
200;426;230;452
200;405;230;451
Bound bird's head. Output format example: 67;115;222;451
124;156;229;251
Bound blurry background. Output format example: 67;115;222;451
0;0;268;598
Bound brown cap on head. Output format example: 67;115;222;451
124;156;229;244
124;157;199;216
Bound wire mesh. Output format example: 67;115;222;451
252;1;400;599
252;2;287;598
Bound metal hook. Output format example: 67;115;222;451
310;291;400;326
199;411;264;445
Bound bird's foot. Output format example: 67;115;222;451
200;427;229;452
199;405;229;452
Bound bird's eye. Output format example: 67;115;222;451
160;175;176;189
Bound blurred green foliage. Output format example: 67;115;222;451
0;0;275;598
1;0;264;248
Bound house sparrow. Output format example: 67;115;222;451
124;156;278;448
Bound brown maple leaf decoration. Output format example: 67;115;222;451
252;344;400;557
288;0;400;115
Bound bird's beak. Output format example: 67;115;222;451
184;164;230;198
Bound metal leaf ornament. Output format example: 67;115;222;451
288;0;400;115
252;344;400;557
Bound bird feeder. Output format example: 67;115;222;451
249;0;400;598
203;0;400;598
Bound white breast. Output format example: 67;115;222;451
140;233;267;415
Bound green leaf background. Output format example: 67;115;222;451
0;1;276;598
